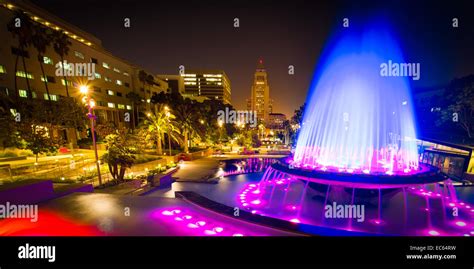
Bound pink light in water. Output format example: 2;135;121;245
187;223;199;229
455;221;466;227
449;203;456;207
466;205;471;209
205;230;216;235
233;233;244;237
251;200;261;205
214;227;224;233
428;230;440;236
162;209;181;216
370;219;383;225
251;210;257;214
290;218;300;223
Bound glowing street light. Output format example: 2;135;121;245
79;84;102;187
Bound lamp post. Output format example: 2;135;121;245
165;109;172;156
80;85;102;187
218;120;223;146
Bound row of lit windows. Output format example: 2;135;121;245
18;89;58;101
106;102;131;110
16;89;132;110
101;62;129;77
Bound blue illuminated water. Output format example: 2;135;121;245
293;24;419;174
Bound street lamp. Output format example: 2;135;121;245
218;120;224;146
165;110;172;156
80;85;102;187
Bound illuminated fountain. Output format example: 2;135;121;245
236;23;473;236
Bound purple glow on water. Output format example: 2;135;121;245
153;208;269;236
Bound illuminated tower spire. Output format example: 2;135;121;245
250;58;272;123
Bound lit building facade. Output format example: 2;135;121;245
181;69;231;104
0;0;168;144
248;59;272;123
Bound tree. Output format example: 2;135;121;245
52;30;72;97
290;103;306;145
7;10;34;99
31;23;53;102
143;104;181;155
0;91;20;149
101;129;138;183
126;91;142;127
437;75;474;139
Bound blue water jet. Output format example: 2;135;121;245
293;22;419;175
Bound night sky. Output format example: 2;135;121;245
31;0;474;117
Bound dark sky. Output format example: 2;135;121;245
31;0;474;117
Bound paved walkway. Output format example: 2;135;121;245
172;158;221;182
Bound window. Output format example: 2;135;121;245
61;79;73;86
116;80;122;86
0;87;8;95
98;101;107;107
74;51;84;59
102;62;110;69
117;104;125;109
42;56;53;65
126;105;132;110
124;82;130;88
105;77;112;82
93;86;101;93
116;92;123;97
107;90;114;96
0;65;5;74
107;102;115;108
58;61;72;71
16;71;34;79
123;72;129;77
19;89;28;98
113;68;120;73
94;72;101;79
44;93;58;101
41;76;56;83
91;58;98;64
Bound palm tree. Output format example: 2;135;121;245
31;23;52;102
7;10;34;99
143;104;180;155
52;30;72;97
125;91;142;127
173;99;199;153
146;74;155;110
